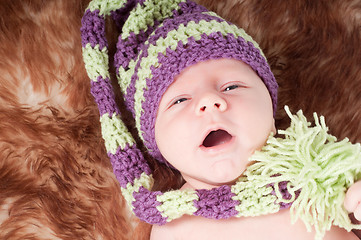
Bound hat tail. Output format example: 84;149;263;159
81;0;174;225
81;0;154;190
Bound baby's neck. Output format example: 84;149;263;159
180;179;235;190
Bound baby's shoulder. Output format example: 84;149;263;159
150;223;175;240
150;212;273;240
150;209;358;240
150;215;221;240
150;216;197;240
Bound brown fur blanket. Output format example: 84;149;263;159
0;0;360;239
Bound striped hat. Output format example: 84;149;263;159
81;0;278;224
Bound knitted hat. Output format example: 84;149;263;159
81;0;279;224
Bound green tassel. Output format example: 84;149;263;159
246;106;361;240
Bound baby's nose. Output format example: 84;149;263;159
196;93;227;115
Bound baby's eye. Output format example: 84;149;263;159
223;84;240;92
172;97;188;106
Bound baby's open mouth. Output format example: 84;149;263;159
202;129;233;148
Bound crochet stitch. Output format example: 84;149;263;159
81;1;361;239
81;0;278;164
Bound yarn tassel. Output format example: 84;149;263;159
246;106;361;239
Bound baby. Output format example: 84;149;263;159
151;58;361;240
81;0;361;239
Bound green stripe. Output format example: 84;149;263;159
133;19;265;140
121;172;154;210
87;0;127;16
156;189;198;221
100;112;135;154
82;44;110;81
117;59;136;95
121;0;186;39
231;178;279;217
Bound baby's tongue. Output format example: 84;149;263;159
203;130;232;148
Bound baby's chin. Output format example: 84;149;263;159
178;155;252;190
181;172;242;190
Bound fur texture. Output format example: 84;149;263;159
0;0;359;239
0;0;147;239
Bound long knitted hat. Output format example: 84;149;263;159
81;0;278;225
82;0;278;163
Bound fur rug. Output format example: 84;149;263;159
0;0;359;239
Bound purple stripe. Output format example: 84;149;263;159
90;76;120;116
140;32;277;160
194;186;239;219
132;187;168;225
81;9;107;50
270;181;299;210
108;144;151;188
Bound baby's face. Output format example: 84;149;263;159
155;59;275;189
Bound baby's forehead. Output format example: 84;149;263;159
176;58;250;74
166;59;258;89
